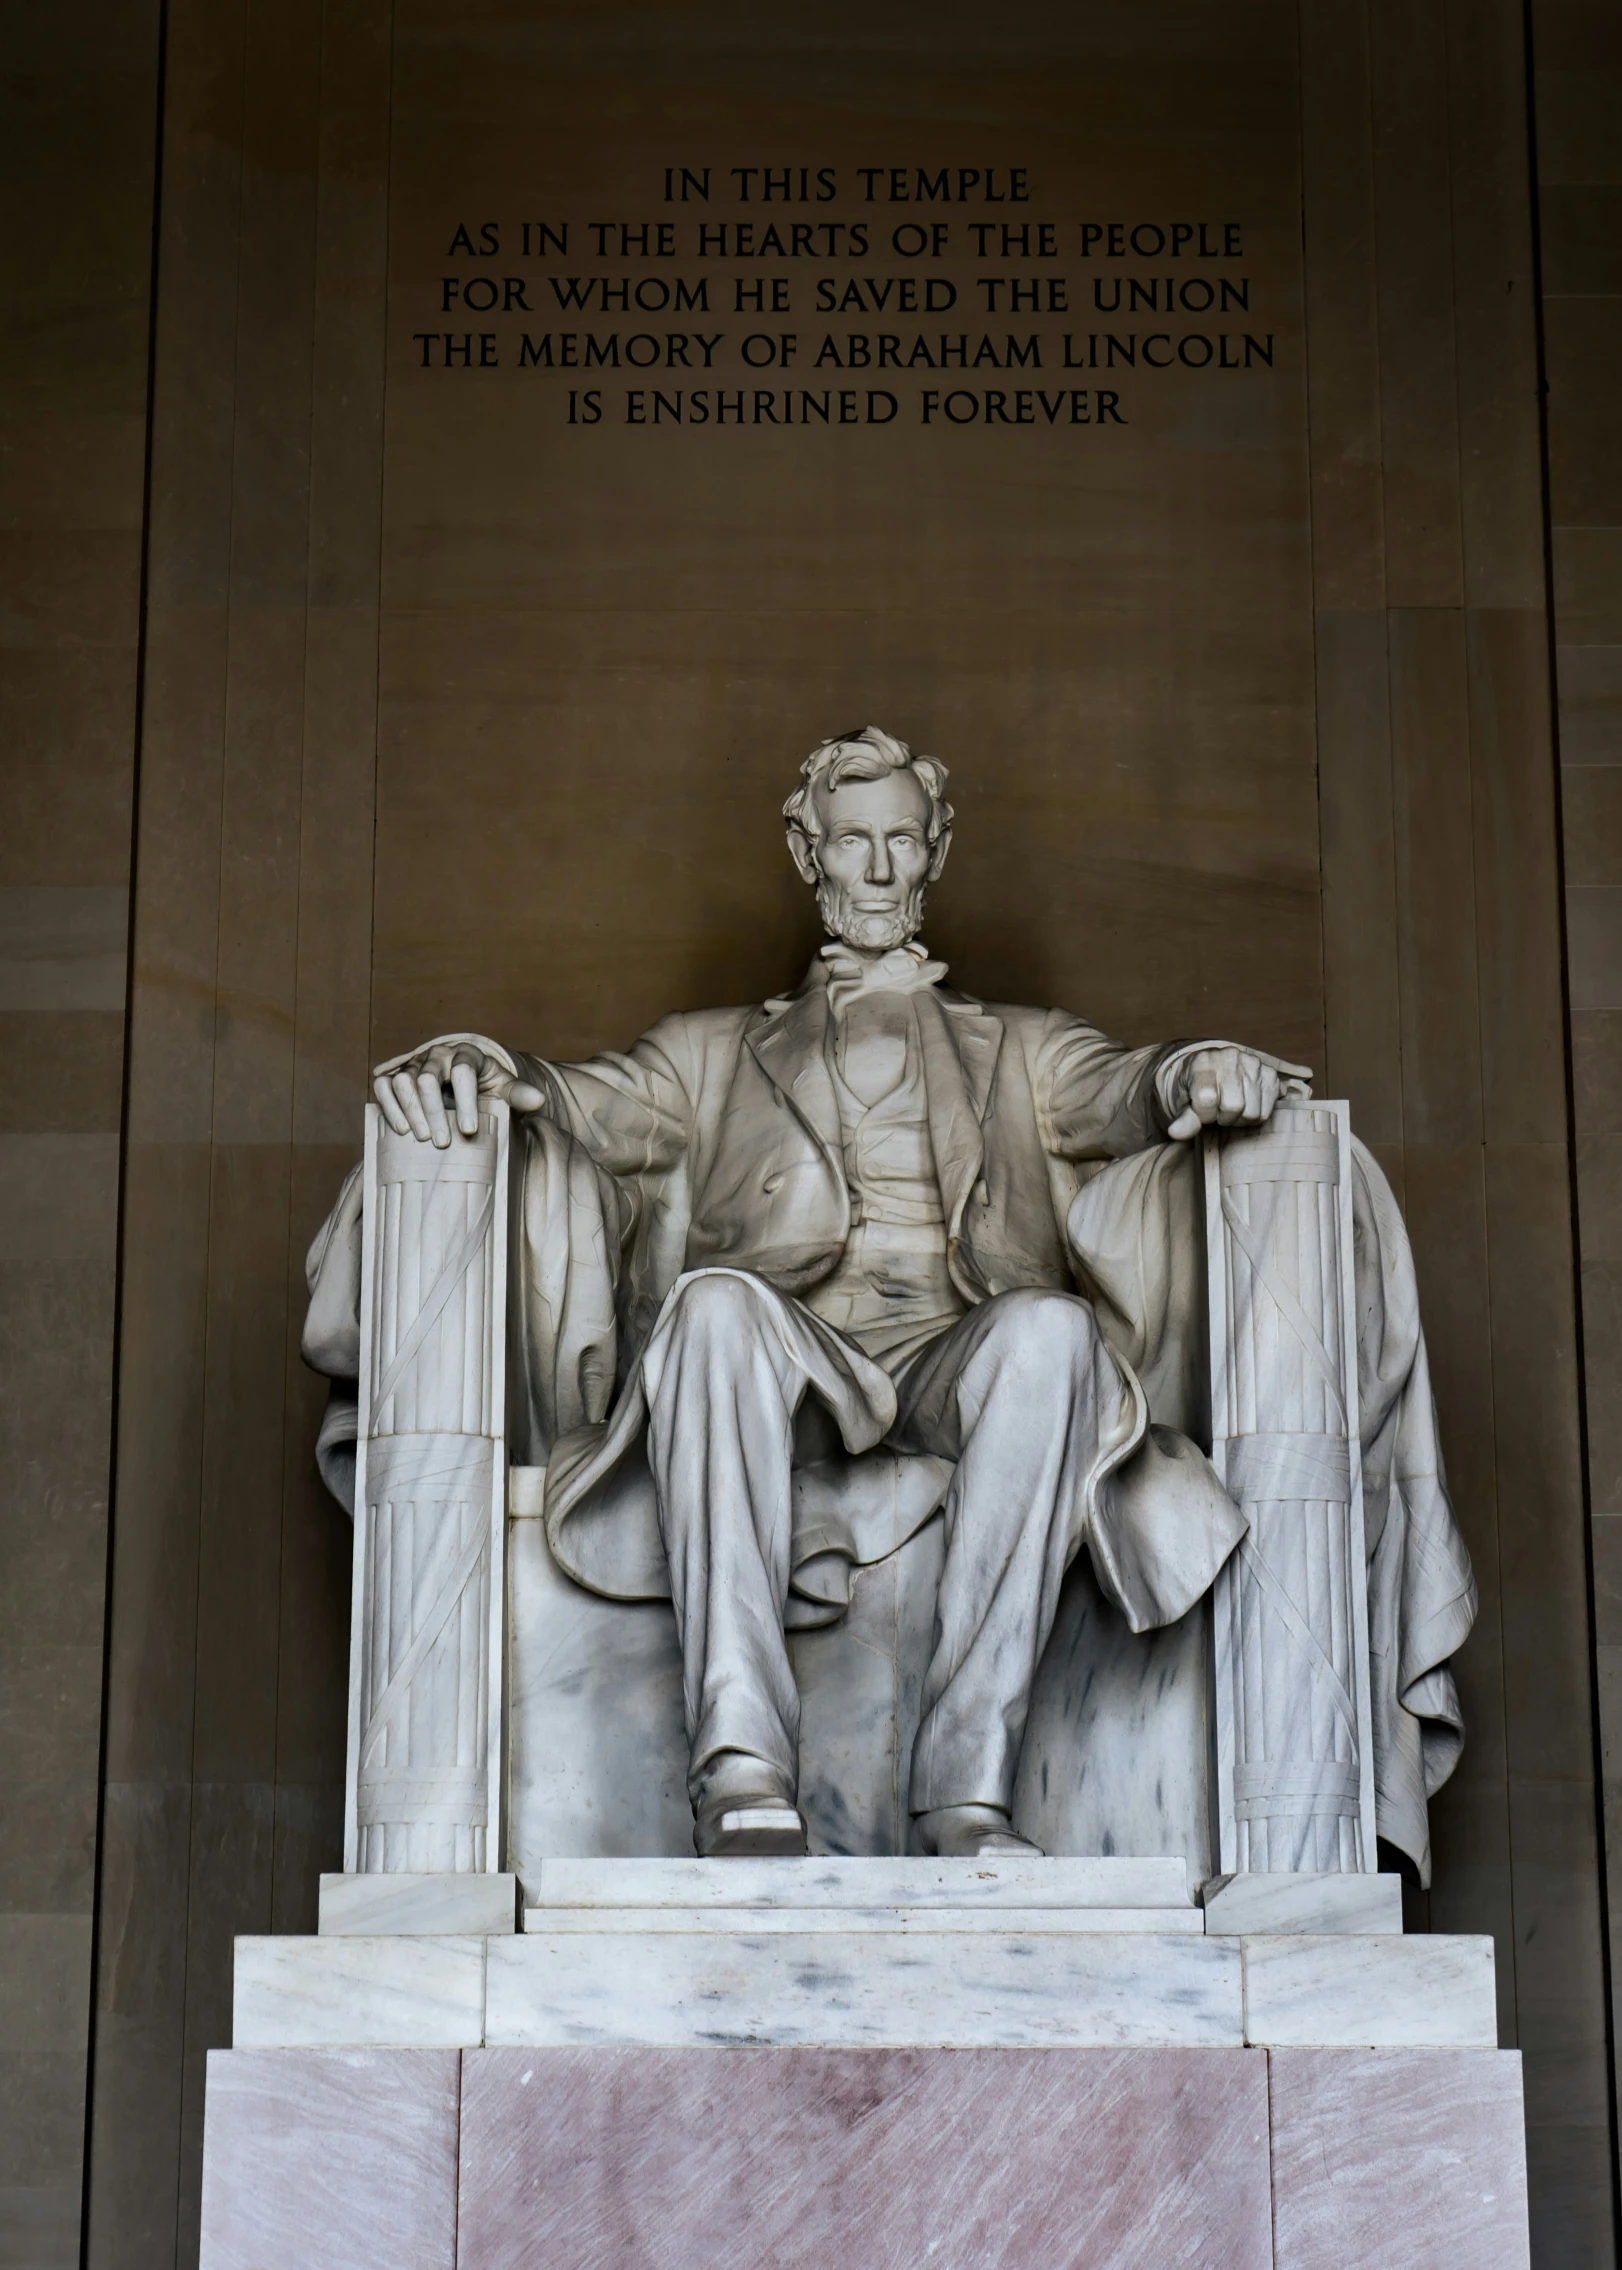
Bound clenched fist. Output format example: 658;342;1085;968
1164;1044;1312;1141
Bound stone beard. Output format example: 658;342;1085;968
312;724;1475;1874
814;871;927;952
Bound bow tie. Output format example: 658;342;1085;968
820;941;949;1015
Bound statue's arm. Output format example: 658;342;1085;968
1036;1014;1188;1158
369;1015;699;1176
1036;1014;1312;1157
515;1013;698;1178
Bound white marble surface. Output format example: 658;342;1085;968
1203;1870;1402;1935
229;1920;1502;2054
1241;1933;1497;2047
1015;1556;1211;1881
528;1854;1192;1909
509;1488;956;1869
1206;1103;1378;1877
318;1871;518;1937
486;1928;1242;2048
346;1100;508;1874
233;1935;486;2049
506;1508;692;1878
789;1505;942;1855
527;1905;1205;1936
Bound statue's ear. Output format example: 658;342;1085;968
927;825;952;882
786;825;820;887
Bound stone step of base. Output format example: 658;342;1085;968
526;1853;1192;1911
231;1927;1501;2052
524;1903;1206;1935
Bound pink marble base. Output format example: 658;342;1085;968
1269;2048;1530;2269
456;2046;1273;2270
195;2041;1533;2270
197;2048;460;2270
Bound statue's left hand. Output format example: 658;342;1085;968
1166;1045;1313;1141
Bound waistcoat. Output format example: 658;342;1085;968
803;997;967;1367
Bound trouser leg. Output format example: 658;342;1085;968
643;1271;808;1802
891;1288;1133;1816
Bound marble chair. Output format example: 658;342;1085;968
505;1441;1216;1878
321;1092;1438;1900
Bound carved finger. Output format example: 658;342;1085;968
1217;1064;1247;1123
450;1058;480;1137
1241;1066;1264;1121
418;1069;453;1148
508;1080;544;1114
1166;1106;1202;1141
374;1073;412;1134
1256;1066;1280;1120
393;1069;433;1143
1190;1068;1223;1123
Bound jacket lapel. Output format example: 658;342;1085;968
745;981;842;1163
915;989;1004;1237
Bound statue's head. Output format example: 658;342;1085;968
783;727;954;952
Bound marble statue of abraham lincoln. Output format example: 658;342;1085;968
304;726;1474;1872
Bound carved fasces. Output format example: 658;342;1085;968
344;1101;510;1873
1205;1102;1377;1875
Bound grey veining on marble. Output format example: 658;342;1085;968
1241;1933;1497;2047
528;1854;1192;1909
318;1871;518;1937
1203;1870;1402;1936
485;1929;1242;2048
224;1919;1505;2056
506;1508;691;1878
232;1935;486;2048
789;1509;943;1854
1014;1555;1211;1878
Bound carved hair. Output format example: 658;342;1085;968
782;726;954;853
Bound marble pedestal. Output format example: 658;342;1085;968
198;2041;1530;2270
203;1860;1529;2268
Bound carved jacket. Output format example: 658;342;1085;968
514;956;1188;1356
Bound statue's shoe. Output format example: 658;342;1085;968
915;1804;1044;1859
693;1759;809;1857
699;1800;809;1858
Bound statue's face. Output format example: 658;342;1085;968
811;767;936;951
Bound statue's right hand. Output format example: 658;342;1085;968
371;1037;544;1148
